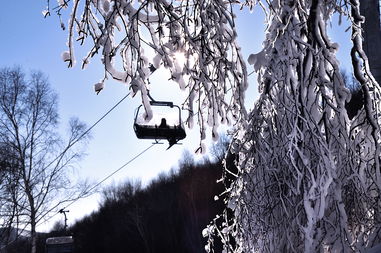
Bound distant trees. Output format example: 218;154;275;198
0;67;90;253
209;134;230;163
342;70;364;120
69;151;227;253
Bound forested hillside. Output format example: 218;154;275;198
69;152;230;253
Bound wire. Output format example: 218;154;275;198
41;92;131;173
34;143;155;231
70;92;131;147
64;143;155;210
33;91;162;225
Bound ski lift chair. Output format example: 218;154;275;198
45;236;74;253
134;101;186;148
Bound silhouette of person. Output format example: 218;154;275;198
159;118;168;128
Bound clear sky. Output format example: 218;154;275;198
0;1;353;232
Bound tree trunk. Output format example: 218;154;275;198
30;208;37;253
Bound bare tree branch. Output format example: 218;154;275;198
0;67;90;253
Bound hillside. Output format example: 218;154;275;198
69;155;229;253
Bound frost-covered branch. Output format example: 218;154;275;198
52;0;248;147
203;0;381;252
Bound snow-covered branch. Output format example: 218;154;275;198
203;0;381;252
53;0;248;145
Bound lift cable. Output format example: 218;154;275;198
52;106;193;223
34;142;155;231
36;88;194;229
39;92;131;176
64;143;155;210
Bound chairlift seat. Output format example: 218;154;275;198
134;124;186;140
133;101;186;143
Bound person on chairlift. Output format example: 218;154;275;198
159;118;169;128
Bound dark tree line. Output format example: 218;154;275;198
68;152;230;253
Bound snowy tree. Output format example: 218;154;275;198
51;0;381;252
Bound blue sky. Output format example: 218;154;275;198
0;1;353;232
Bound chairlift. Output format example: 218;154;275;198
134;101;186;149
45;236;74;253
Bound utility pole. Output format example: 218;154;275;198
360;0;381;85
59;209;69;231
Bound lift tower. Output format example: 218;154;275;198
360;0;381;84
